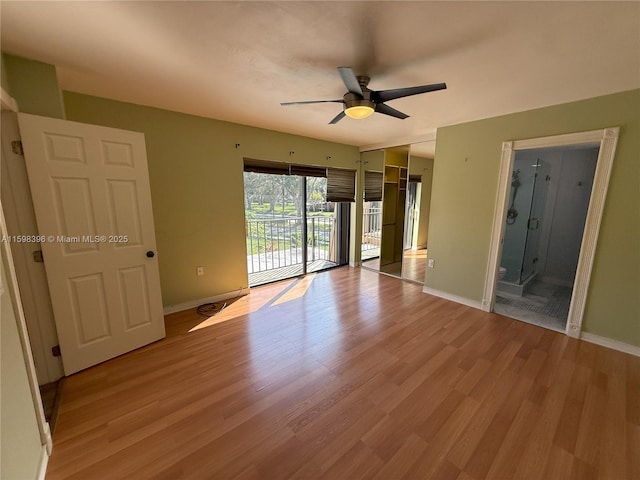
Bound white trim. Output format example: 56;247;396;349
580;332;640;357
163;287;248;315
0;96;52;470
481;141;513;312
511;130;602;150
422;285;483;310
0;86;18;112
42;421;52;454
1;204;52;464
360;132;436;153
1;111;63;384
37;444;50;480
565;128;618;337
482;128;620;338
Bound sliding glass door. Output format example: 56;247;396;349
244;170;350;287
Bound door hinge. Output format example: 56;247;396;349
11;140;23;156
52;345;61;357
33;250;44;263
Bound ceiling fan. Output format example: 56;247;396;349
281;67;446;124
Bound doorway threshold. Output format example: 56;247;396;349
494;300;567;333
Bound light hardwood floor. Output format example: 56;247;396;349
362;249;427;284
402;248;427;284
46;267;639;479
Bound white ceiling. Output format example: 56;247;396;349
2;1;639;156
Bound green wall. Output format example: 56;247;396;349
2;53;65;119
64;92;359;307
362;149;385;173
1;247;43;479
428;89;640;346
385;147;408;168
1;53;10;94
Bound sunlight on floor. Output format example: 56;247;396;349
188;275;317;332
272;273;316;306
404;249;427;258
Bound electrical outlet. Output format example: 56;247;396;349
196;266;204;276
427;258;435;268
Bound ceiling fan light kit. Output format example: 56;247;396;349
344;103;374;119
281;67;446;124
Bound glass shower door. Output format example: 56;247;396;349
520;159;550;282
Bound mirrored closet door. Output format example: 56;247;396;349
379;146;409;277
361;150;385;269
401;142;435;284
360;144;432;284
360;143;434;285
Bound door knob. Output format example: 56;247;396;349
146;251;155;258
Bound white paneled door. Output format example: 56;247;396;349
18;113;165;375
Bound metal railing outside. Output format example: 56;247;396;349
246;216;335;274
362;206;382;253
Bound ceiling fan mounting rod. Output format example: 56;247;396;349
356;75;370;89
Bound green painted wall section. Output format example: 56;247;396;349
2;54;65;119
385;147;408;168
1;249;43;480
362;149;385;173
427;89;640;346
1;54;10;94
63;92;359;307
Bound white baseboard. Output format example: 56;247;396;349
421;286;483;310
580;332;640;357
163;287;248;315
37;444;49;480
44;422;52;454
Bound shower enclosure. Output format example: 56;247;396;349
499;153;550;294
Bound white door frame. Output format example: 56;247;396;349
0;87;53;468
1;110;63;385
481;127;619;338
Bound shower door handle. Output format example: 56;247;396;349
527;218;539;230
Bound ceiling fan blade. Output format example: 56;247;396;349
375;103;409;120
375;83;447;103
337;67;363;96
281;100;344;106
329;111;346;124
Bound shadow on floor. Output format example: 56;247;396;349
40;378;64;433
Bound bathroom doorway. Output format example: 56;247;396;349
495;146;598;331
483;128;619;337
